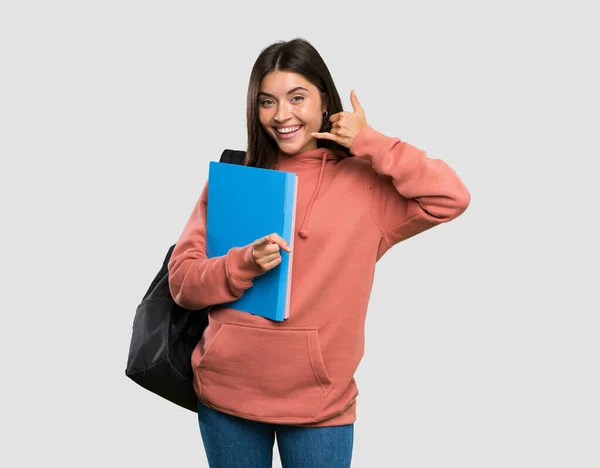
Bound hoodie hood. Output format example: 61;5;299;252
275;147;341;240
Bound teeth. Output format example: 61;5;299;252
277;125;301;134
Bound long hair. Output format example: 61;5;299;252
244;38;352;168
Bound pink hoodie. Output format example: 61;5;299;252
168;125;470;427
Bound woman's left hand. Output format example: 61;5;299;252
311;89;368;149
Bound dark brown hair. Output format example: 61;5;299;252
244;38;352;168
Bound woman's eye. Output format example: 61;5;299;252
260;99;273;106
293;96;304;102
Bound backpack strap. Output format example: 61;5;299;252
219;149;246;165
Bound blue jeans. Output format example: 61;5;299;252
197;399;354;468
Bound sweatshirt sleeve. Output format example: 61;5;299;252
349;125;471;258
167;181;265;310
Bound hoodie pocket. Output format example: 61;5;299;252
196;323;333;421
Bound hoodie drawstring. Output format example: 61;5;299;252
298;150;328;239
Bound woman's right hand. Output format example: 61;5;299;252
251;233;292;272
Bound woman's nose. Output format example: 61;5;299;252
274;103;292;121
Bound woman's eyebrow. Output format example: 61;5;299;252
258;86;309;98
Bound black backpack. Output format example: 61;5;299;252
125;149;246;412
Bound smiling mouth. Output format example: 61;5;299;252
276;125;302;134
274;125;303;140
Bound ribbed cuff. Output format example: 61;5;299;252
226;244;265;290
349;125;391;159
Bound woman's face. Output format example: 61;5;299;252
258;70;326;156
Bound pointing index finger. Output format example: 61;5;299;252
270;233;292;252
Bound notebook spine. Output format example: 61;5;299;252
283;174;298;320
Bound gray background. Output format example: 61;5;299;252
2;1;598;467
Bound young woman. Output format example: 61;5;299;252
168;38;470;468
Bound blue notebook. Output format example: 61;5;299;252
206;161;298;321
